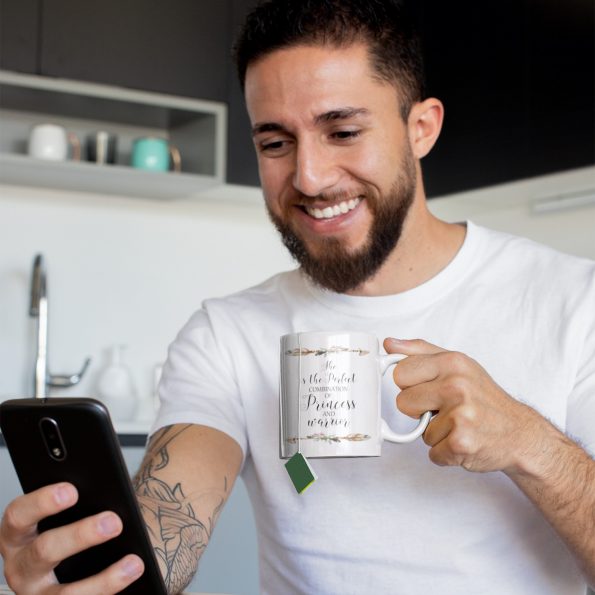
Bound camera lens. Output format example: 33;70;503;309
39;417;67;461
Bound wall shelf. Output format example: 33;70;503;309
0;154;221;200
0;70;227;199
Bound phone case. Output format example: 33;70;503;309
0;397;167;594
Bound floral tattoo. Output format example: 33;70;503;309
133;425;227;594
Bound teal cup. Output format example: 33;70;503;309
131;137;181;172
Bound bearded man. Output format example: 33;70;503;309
1;2;594;594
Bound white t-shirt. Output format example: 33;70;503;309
154;221;595;595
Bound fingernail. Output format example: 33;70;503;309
54;483;75;505
122;557;143;578
386;337;407;345
98;513;120;536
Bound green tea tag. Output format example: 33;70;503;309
285;452;317;494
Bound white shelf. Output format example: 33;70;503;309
0;70;227;200
0;153;220;199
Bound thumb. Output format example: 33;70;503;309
383;337;447;356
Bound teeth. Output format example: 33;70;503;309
306;197;361;220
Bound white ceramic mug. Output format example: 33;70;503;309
28;124;81;161
280;331;432;459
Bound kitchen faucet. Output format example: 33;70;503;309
30;254;91;398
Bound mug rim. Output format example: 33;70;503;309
30;123;66;134
132;136;168;144
281;330;377;340
87;130;115;138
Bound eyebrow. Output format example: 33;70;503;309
251;107;370;137
313;107;370;125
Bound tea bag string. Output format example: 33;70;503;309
297;332;302;455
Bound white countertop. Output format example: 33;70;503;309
113;420;152;435
0;588;228;595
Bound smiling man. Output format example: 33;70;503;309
1;1;594;594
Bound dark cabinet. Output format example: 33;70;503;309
226;0;259;187
1;0;593;193
39;0;231;102
0;0;40;74
523;0;594;176
417;0;594;197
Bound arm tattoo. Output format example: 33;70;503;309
133;425;228;594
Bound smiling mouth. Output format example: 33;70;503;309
303;197;362;220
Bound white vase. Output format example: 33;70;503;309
97;345;137;422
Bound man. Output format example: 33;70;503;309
1;1;594;593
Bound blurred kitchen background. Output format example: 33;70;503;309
0;1;594;594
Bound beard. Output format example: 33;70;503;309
266;148;417;294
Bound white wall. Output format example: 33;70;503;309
428;165;595;258
0;184;295;405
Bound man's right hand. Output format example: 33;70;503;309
0;482;144;594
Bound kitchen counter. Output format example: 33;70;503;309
0;434;147;448
111;420;152;446
0;421;150;448
0;588;227;595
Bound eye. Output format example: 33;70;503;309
261;140;286;151
331;130;362;141
257;137;294;156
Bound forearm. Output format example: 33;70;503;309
506;413;595;587
132;424;239;595
385;339;595;584
135;479;226;595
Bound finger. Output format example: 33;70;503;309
396;349;472;390
1;483;78;546
384;338;449;389
427;437;466;468
384;337;448;357
422;413;452;447
22;511;123;575
386;339;479;393
397;380;445;417
50;554;144;595
396;372;464;417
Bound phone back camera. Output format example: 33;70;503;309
39;417;67;461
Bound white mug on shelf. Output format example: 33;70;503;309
28;123;81;161
280;331;432;459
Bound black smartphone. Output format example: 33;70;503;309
0;397;167;594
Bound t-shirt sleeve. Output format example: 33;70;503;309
566;274;595;457
149;308;248;459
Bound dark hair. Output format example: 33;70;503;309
233;0;426;120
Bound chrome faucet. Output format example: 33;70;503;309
30;254;91;398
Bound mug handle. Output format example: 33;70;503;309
169;144;182;173
67;132;81;161
378;353;432;443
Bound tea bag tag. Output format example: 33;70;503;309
285;332;317;494
285;452;317;494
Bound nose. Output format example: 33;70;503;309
292;139;341;198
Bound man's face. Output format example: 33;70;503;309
245;43;418;293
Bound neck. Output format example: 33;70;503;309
346;189;466;297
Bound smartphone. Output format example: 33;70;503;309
0;397;167;594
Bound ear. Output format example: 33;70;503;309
407;98;444;159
